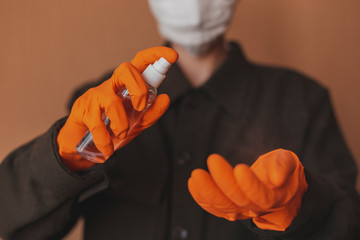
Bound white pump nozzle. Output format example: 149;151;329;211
141;57;171;88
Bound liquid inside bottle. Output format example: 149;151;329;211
75;85;157;163
76;57;170;163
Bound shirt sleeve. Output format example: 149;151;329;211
244;86;360;239
292;88;360;239
0;118;110;239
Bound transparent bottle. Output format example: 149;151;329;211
76;57;171;163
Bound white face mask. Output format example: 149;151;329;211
148;0;238;56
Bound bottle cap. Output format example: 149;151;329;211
153;57;171;74
142;57;171;88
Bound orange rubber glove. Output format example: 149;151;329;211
57;46;178;172
188;149;308;231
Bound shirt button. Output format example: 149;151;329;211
177;151;192;166
172;225;189;240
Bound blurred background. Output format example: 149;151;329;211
0;0;359;239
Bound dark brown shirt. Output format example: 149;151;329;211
0;42;359;240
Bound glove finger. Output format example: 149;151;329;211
261;149;298;188
136;94;170;129
58;115;89;151
131;46;178;72
250;149;298;188
85;106;114;157
251;149;300;205
104;94;129;139
189;169;242;214
234;164;278;210
188;177;230;220
188;176;249;221
207;154;252;208
111;62;149;111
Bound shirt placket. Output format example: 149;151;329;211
167;91;221;240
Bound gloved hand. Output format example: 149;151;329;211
188;149;308;231
57;46;178;172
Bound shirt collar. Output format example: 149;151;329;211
158;41;253;118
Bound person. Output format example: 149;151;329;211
0;0;359;239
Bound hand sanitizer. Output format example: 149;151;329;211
76;57;171;163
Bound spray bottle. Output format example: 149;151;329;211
76;57;171;163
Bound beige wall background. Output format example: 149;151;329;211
1;0;359;239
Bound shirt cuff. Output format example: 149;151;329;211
242;169;343;239
44;117;110;202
